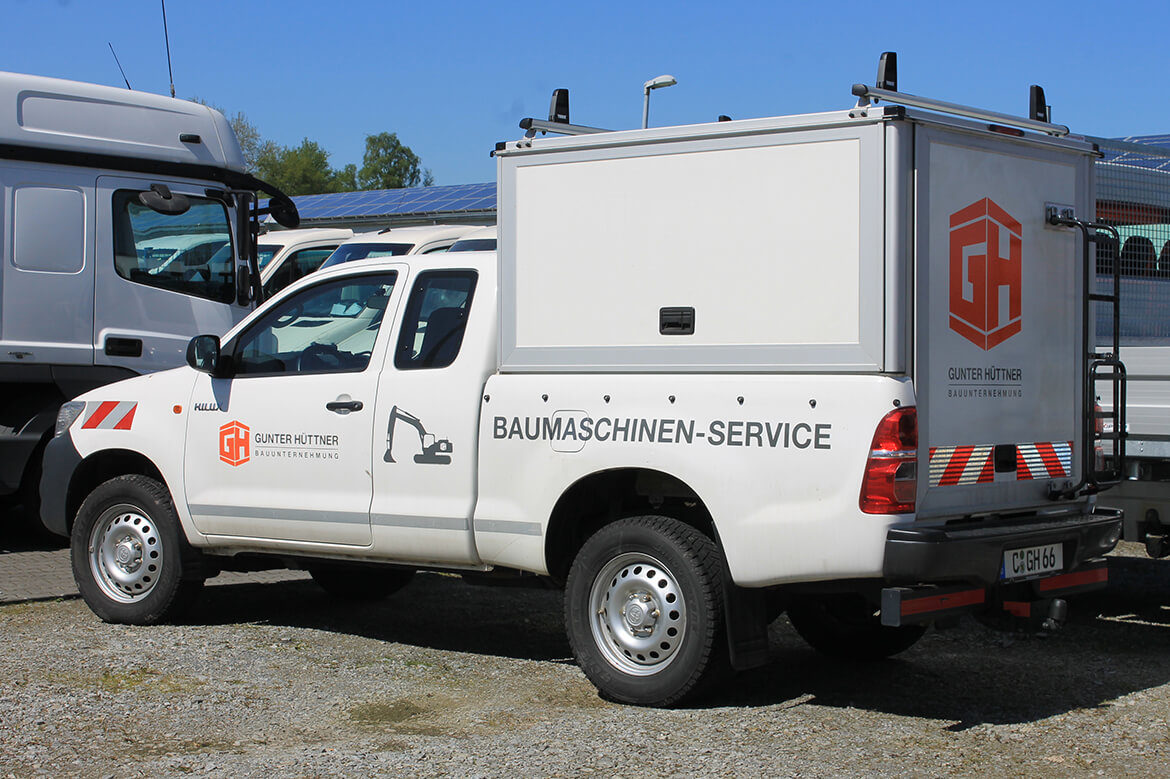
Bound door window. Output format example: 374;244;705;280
395;270;478;370
231;272;397;376
112;189;234;302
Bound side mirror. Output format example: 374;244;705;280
186;334;223;375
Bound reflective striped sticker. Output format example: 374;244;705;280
928;445;994;487
928;441;1072;487
1016;441;1072;481
80;401;138;431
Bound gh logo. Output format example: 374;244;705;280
949;198;1022;350
219;421;250;466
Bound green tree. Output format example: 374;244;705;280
255;139;357;197
358;132;434;190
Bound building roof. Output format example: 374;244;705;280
1099;134;1170;172
281;181;496;230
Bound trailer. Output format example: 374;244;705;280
1091;136;1170;556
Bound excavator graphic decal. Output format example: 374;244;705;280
384;405;453;465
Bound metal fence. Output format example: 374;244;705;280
1091;136;1170;344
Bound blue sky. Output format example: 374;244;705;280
3;0;1166;186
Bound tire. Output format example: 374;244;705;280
787;594;926;660
564;516;727;707
308;565;414;600
71;475;204;625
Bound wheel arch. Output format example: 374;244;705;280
64;449;167;534
544;467;716;584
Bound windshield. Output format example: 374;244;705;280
320;242;414;269
256;245;281;270
448;238;496;253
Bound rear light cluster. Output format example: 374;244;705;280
859;406;917;515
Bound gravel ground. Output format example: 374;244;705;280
2;542;1169;778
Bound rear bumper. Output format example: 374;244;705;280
879;507;1122;626
883;508;1122;587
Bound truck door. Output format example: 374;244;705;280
94;175;248;374
0;162;96;366
369;268;494;564
183;269;403;545
913;124;1092;518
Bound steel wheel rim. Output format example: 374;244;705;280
588;552;687;676
88;503;163;603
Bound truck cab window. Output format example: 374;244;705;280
395;270;478;370
231;273;397;376
112;189;235;303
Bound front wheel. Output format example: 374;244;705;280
71;475;204;625
564;516;727;707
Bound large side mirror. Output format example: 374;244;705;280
187;334;223;375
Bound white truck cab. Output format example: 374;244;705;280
319;224;482;269
254;227;354;298
42;57;1124;707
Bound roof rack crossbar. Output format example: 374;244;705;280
852;84;1070;137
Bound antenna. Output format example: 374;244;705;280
108;43;132;90
161;0;175;98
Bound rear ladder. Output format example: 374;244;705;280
1047;209;1126;497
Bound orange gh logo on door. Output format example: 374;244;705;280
949;198;1022;350
219;421;250;466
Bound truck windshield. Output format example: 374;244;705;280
319;242;413;269
112;189;235;303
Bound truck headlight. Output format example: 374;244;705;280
55;401;86;438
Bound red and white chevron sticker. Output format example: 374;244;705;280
80;401;138;431
928;445;994;487
1015;441;1073;481
928;441;1072;487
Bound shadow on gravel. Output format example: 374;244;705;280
189;572;575;663
712;553;1170;727
176;554;1170;725
0;510;68;553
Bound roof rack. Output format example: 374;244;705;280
851;52;1069;137
517;52;1072;140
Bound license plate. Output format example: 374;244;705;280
1002;543;1064;581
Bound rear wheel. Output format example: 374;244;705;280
564;516;727;707
71;475;204;624
308;565;415;600
787;594;926;660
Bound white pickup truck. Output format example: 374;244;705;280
41;67;1125;707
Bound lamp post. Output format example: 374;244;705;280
642;74;677;129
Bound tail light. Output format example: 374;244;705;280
859;406;917;514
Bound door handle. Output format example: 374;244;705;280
325;400;364;413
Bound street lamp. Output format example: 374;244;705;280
642;74;677;129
